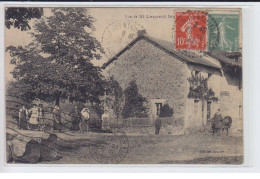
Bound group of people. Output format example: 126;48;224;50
17;104;180;135
18;104;91;133
18;104;44;131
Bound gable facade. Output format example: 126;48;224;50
103;38;188;123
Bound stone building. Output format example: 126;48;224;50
102;34;242;130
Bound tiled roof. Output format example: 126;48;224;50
102;35;224;69
206;51;242;68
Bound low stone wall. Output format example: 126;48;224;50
105;117;184;135
119;126;184;135
116;117;184;127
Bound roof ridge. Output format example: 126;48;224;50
102;34;222;69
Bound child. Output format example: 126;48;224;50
28;104;39;130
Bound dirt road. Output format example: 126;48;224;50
44;131;243;164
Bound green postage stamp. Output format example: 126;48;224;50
208;14;240;51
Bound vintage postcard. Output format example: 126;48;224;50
5;7;243;164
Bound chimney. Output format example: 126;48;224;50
137;29;147;37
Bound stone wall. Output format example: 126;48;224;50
185;63;222;130
103;39;187;122
103;117;184;135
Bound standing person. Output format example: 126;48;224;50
101;110;110;131
53;105;61;132
155;117;162;135
215;109;222;118
211;108;223;135
70;105;81;131
212;109;222;124
80;107;90;133
28;104;39;130
18;105;28;130
38;104;45;131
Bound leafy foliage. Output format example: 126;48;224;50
122;80;148;118
103;77;124;119
187;72;218;102
5;7;43;31
6;8;105;105
159;104;174;117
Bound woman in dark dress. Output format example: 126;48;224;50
211;108;223;135
18;105;28;130
70;105;81;131
53;105;61;132
38;104;45;131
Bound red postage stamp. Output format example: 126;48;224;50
176;11;207;50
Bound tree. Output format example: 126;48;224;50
122;80;148;118
103;77;124;119
187;72;218;126
6;8;105;106
187;73;218;102
159;104;174;117
5;7;43;31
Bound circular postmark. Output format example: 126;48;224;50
101;20;145;58
207;13;220;51
89;127;129;164
173;10;220;51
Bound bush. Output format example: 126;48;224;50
159;104;174;117
122;80;148;118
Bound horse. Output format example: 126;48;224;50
221;116;232;135
212;116;232;136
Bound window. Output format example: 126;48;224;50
208;73;212;78
151;99;166;117
194;100;199;116
155;103;162;116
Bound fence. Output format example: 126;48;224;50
102;117;184;135
5;95;185;135
112;117;184;128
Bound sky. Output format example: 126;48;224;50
4;7;242;81
5;7;176;80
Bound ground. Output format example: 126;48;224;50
39;130;243;164
6;116;243;164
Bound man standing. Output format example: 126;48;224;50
70;105;81;131
38;104;45;131
155;117;162;135
212;109;222;124
18;105;28;130
101;110;110;131
211;108;223;135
